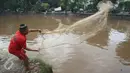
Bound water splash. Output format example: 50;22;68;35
33;1;113;72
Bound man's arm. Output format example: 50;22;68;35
29;29;41;33
25;47;39;52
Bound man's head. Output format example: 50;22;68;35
19;24;29;35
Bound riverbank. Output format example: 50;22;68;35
0;12;130;20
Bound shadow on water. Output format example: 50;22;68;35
87;18;130;66
87;29;109;49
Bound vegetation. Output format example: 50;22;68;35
0;0;129;14
30;59;53;73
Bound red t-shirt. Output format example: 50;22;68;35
8;30;27;53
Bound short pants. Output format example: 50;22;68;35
9;49;27;60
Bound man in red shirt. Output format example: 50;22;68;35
8;24;41;71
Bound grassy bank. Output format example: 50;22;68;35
28;59;53;73
0;57;53;73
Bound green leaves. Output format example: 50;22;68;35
0;0;129;13
41;3;50;9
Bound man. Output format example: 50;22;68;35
8;24;41;71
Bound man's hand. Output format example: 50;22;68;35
37;29;42;33
33;48;40;52
25;48;40;52
41;29;50;34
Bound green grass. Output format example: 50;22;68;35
31;59;53;73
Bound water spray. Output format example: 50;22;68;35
4;56;15;70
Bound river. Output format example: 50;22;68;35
0;15;130;73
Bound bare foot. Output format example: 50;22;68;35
25;66;36;71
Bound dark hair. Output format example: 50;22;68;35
19;24;28;33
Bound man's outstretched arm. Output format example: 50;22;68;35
29;29;41;33
25;47;39;52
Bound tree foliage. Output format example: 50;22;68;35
0;0;129;13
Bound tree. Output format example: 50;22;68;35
0;0;8;12
124;1;130;12
41;3;50;11
60;0;69;14
0;0;129;14
48;0;60;8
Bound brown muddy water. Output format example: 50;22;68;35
0;15;130;73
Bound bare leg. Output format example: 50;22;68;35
23;58;29;71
